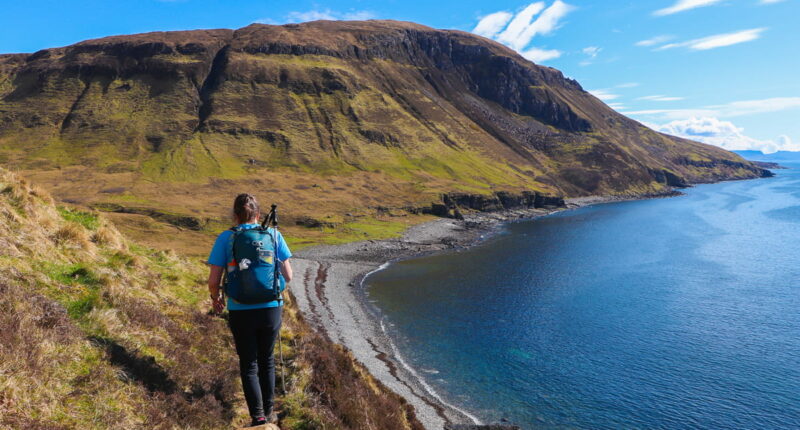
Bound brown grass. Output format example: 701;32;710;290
92;225;125;249
53;222;92;247
0;168;243;428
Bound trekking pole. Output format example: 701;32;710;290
266;204;287;395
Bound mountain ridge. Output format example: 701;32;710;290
0;20;771;251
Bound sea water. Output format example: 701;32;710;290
366;163;800;429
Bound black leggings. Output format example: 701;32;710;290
228;306;282;419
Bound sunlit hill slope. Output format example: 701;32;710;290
0;20;771;251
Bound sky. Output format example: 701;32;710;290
1;0;798;153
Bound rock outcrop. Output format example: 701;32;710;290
422;191;565;219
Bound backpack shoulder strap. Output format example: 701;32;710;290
221;227;241;293
227;226;242;264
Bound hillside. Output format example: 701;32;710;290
0;20;771;252
0;167;422;429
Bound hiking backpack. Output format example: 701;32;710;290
223;226;284;304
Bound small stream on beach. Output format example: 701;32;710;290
366;163;800;429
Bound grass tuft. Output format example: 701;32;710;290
57;206;100;230
53;222;92;248
92;225;124;249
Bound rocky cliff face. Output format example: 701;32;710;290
0;20;770;230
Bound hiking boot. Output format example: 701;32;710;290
267;411;279;424
249;416;267;427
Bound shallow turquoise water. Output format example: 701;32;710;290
366;164;800;429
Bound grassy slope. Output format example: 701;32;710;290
0;168;422;430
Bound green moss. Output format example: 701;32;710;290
44;263;102;287
40;263;104;320
341;218;408;240
104;193;152;204
66;292;101;320
288;217;409;248
103;250;135;269
151;54;204;64
140;135;251;182
57;206;100;230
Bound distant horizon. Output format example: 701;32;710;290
734;149;800;156
2;0;798;153
735;149;800;153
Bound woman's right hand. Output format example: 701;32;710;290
211;294;225;314
208;265;225;314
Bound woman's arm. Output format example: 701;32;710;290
281;259;293;283
207;265;225;313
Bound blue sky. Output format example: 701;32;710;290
2;0;798;152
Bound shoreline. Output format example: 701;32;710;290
290;195;631;429
287;175;785;429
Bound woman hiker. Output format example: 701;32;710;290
206;193;293;427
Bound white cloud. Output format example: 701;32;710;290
777;135;797;150
589;89;620;101
655;28;766;51
607;102;627;111
654;117;800;154
637;95;685;101
624;97;800;120
516;0;575;46
286;10;337;21
343;10;376;20
716;97;800;116
582;46;601;57
472;1;574;64
760;0;786;4
522;47;563;62
684;28;765;50
579;46;601;66
497;3;547;49
473;11;514;38
653;0;724;16
583;83;640;101
496;1;574;50
264;9;376;24
635;35;673;47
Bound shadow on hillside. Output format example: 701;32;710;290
88;331;237;426
89;336;177;394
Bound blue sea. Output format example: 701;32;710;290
366;161;800;429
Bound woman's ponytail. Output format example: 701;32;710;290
233;193;260;224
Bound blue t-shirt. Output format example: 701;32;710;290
207;223;292;310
